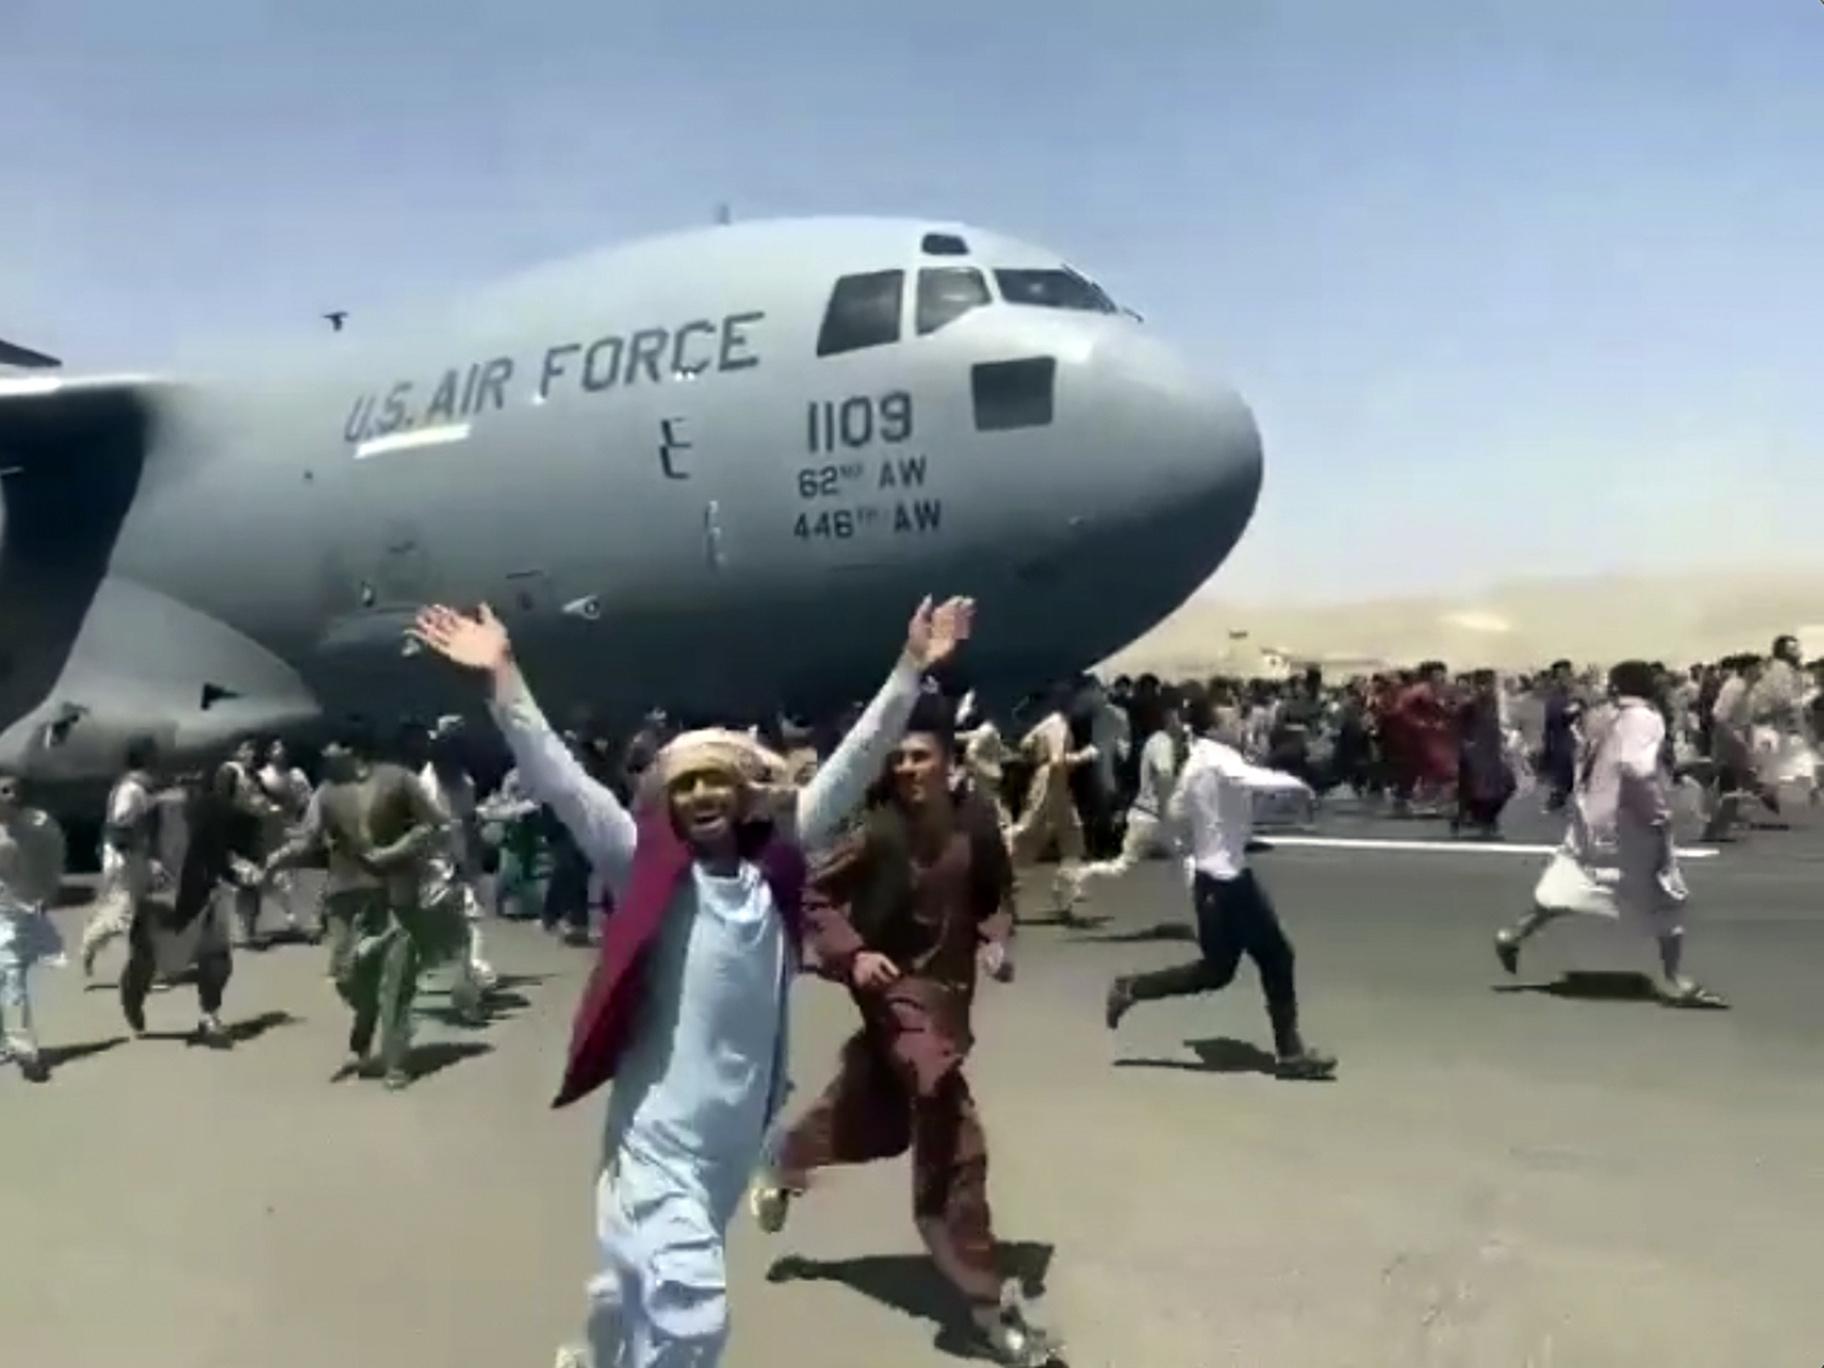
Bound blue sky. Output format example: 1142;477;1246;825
5;1;1820;600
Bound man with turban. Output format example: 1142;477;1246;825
410;595;973;1368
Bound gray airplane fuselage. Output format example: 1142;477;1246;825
0;217;1261;802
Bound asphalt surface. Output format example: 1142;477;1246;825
3;787;1820;1368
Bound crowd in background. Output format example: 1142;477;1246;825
977;640;1824;862
22;636;1823;973
7;633;1819;1084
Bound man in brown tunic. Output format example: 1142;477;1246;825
266;724;450;1089
750;697;1060;1366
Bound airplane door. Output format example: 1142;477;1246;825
633;397;740;584
656;412;730;574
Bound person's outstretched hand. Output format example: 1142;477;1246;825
411;604;513;675
904;596;975;670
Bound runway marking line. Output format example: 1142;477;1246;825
1259;835;1720;861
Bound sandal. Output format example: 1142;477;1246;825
1663;982;1729;1010
973;1283;1064;1367
750;1182;792;1234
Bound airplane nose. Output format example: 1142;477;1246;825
980;326;1263;681
1085;329;1263;568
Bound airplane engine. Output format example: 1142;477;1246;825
0;379;318;800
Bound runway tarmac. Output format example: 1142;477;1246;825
3;791;1820;1367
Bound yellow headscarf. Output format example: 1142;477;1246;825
643;729;797;822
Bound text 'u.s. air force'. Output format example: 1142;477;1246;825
342;311;764;444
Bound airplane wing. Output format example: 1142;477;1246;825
0;336;62;369
0;372;167;729
0;373;319;791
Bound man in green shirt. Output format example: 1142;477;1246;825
267;724;450;1089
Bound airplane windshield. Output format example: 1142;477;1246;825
994;268;1118;314
817;270;905;356
917;267;990;336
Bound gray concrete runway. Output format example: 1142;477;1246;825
3;794;1820;1367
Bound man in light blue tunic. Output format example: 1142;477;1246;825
410;596;974;1368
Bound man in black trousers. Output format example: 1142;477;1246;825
1104;691;1336;1081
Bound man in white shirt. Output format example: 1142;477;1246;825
80;738;163;978
418;717;499;1025
1104;693;1336;1080
257;740;317;940
1063;691;1186;904
217;737;279;948
1007;687;1097;920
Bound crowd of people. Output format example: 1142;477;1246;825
1;604;1815;1368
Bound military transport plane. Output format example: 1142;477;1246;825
0;216;1261;808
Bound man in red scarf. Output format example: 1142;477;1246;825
411;596;971;1368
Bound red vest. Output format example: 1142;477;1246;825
552;803;806;1109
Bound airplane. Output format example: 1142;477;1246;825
0;215;1262;816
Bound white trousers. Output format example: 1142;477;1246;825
586;1161;734;1368
1073;811;1170;888
1752;726;1818;790
0;910;61;1059
0;952;36;1057
423;869;497;1011
81;848;146;964
1532;838;1688;940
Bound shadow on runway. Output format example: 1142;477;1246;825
249;926;326;950
408;1040;493;1081
36;1035;129;1072
87;968;198;994
225;1009;300;1043
491;972;556;990
419;991;534;1029
1018;912;1109;931
417;970;551;1028
137;1009;300;1049
1113;1036;1279;1077
1072;921;1195;945
767;1240;1055;1360
1493;970;1662;1004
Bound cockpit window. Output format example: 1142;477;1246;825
916;267;990;336
994;268;1118;314
816;270;905;357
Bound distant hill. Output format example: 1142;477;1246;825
1099;567;1824;679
